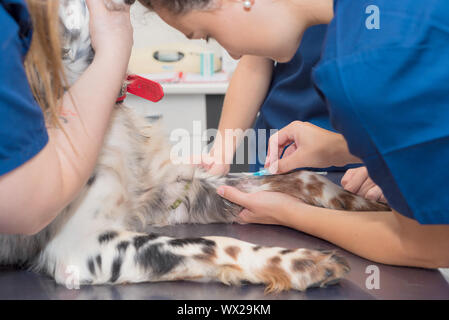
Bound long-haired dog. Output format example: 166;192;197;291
0;0;389;293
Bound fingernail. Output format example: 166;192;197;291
216;187;225;196
268;161;278;174
236;213;247;225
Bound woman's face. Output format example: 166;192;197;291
153;0;308;63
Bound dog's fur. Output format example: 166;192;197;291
0;0;389;292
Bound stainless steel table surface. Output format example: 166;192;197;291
1;173;448;300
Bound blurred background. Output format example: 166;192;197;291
126;3;249;172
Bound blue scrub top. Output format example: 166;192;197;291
251;25;331;171
0;0;48;176
313;0;449;224
250;24;358;172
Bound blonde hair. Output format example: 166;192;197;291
24;0;66;127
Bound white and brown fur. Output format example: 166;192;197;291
0;0;389;293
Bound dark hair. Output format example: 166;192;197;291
138;0;214;14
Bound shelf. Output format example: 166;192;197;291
161;82;229;95
137;73;229;95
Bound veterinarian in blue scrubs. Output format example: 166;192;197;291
211;0;449;267
250;0;449;225
0;0;48;176
313;0;449;225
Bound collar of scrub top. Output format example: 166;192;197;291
116;75;165;103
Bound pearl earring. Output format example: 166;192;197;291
243;0;253;10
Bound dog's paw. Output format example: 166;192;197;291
104;0;136;11
258;248;351;293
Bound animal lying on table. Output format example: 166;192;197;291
0;0;389;293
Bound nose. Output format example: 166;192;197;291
124;0;136;5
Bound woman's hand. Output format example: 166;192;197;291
86;0;133;61
341;167;387;203
197;150;231;176
265;121;362;174
216;186;304;225
203;160;231;177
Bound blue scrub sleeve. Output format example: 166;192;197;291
0;4;49;176
343;45;449;225
315;46;449;225
313;0;449;224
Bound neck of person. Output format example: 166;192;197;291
290;0;334;27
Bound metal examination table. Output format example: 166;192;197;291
0;173;448;300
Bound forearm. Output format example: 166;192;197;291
0;53;128;234
51;52;128;192
212;56;273;162
279;204;449;268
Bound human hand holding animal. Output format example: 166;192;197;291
265;121;362;174
86;0;134;62
197;150;232;176
341;167;387;203
204;161;231;176
216;186;303;225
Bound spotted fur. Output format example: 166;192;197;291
0;0;389;293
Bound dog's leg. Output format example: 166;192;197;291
46;230;349;292
225;170;390;212
153;169;389;226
